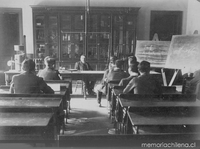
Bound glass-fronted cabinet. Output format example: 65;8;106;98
34;15;45;59
87;13;111;69
60;14;85;61
32;6;140;70
113;14;137;59
47;15;59;59
34;14;59;59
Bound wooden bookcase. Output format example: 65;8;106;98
31;6;140;70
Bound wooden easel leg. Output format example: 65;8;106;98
161;68;167;86
169;69;179;86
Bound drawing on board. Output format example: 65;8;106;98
135;40;171;67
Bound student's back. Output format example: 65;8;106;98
37;56;61;80
107;60;128;81
10;59;54;94
123;61;162;94
131;74;161;94
12;72;54;94
38;68;60;80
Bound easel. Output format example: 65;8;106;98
164;31;199;87
151;33;179;86
152;33;168;86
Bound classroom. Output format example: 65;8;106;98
0;0;200;148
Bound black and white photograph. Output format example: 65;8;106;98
0;0;200;148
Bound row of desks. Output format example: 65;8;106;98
108;84;200;137
0;80;72;145
4;70;104;85
0;96;62;142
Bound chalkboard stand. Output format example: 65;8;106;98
161;69;179;86
161;68;167;86
168;69;179;86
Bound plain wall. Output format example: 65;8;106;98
0;0;199;54
186;0;200;34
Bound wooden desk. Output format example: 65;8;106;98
59;70;104;80
0;112;55;140
119;98;200;108
114;93;197;134
0;94;65;135
4;70;73;92
127;111;200;135
4;70;21;85
59;70;104;86
46;81;71;110
0;97;62;111
0;84;69;125
0;84;70;111
59;70;104;98
0;81;71;112
0;112;53;126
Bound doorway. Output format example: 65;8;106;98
0;8;23;71
0;8;22;85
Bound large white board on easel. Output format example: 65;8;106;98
135;40;171;68
165;35;200;72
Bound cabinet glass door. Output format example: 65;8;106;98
125;15;136;54
61;14;85;61
47;15;59;59
87;33;98;60
98;33;110;61
61;33;84;60
35;15;45;58
113;15;126;58
113;15;124;58
87;14;110;62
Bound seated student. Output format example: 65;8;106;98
128;55;139;72
118;64;139;89
9;59;54;94
37;56;61;80
96;59;128;107
185;69;200;99
74;55;95;95
103;56;117;70
95;56;116;107
123;61;162;94
106;59;129;81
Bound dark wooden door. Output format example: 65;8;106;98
150;11;182;41
0;13;20;70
